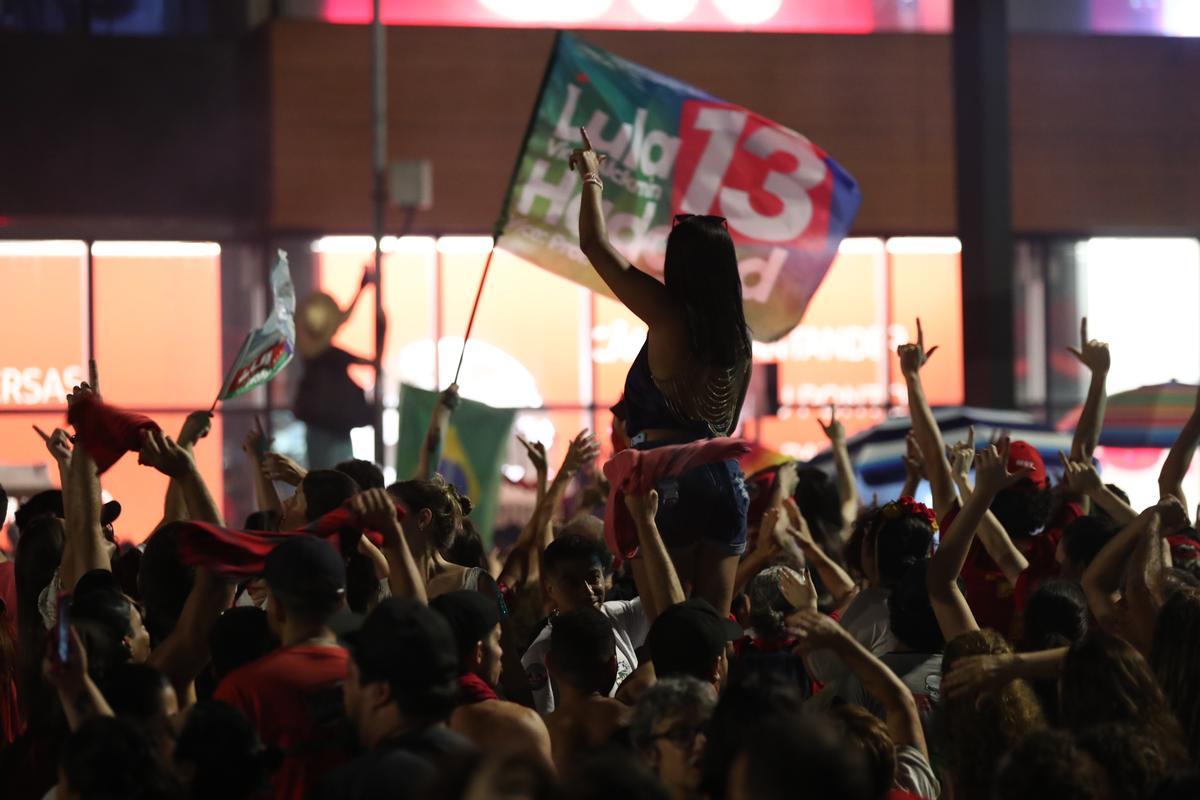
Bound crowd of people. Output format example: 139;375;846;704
3;132;1200;800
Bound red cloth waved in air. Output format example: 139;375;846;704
603;437;752;560
66;394;160;474
175;505;399;580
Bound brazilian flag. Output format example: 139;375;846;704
395;384;516;545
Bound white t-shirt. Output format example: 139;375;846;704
802;586;896;683
895;745;940;799
521;597;648;715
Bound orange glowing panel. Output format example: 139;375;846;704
0;242;88;409
315;237;435;395
760;240;890;410
441;248;586;408
92;243;223;408
887;240;965;407
592;294;646;408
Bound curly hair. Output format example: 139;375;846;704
858;505;935;588
940;629;1045;800
388;475;473;552
746;566;802;641
1152;587;1200;762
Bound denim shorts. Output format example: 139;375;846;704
637;441;749;556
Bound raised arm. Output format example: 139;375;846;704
1067;318;1110;463
498;437;551;590
148;565;235;703
625;489;686;623
416;385;459;481
353;489;426;604
783;498;857;607
34;425;73;496
1061;454;1136;526
898;320;956;520
948;428;1029;585
571;127;673;326
43;627;115;731
1159;385;1200;511
792;611;928;758
161;411;217;525
928;443;1027;640
819;405;859;539
243;417;284;516
942;647;1067;701
1081;505;1158;635
900;432;925;500
139;430;223;526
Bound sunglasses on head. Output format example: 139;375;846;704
672;213;728;229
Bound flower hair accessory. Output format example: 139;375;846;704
881;496;938;532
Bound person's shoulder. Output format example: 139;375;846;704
601;596;643;620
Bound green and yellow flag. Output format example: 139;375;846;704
395;384;515;545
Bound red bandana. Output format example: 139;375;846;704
458;672;498;705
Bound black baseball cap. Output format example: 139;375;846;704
263;536;346;601
429;591;501;657
15;489;121;530
345;598;458;689
647;598;743;680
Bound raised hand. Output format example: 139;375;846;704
1155;494;1190;533
1066;317;1110;375
35;426;73;465
974;439;1030;497
351;488;400;530
947;425;976;484
178;411;214;449
263;452;306;487
902;432;926;483
779;566;818;613
819;404;845;444
774;461;800;501
941;654;1015;699
66;382;97;408
562;430;601;475
1059;451;1103;496
568;127;607;180
517;435;549;476
754;506;786;560
138;430;195;479
897;318;938;377
624;488;659;524
439;383;461;411
242;415;270;459
788;610;845;651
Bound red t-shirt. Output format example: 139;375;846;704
214;645;349;800
946;501;1082;641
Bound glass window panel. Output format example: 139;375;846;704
92;242;222;408
0;241;88;410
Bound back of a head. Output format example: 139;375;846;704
550;606;616;694
989;484;1054;540
444;517;487;570
1062;516;1117;573
263;536;347;626
994;729;1106;800
335;458;385;491
210;607;272;681
429;590;502;670
730;715;871;800
1152;586;1200;761
662;215;749;367
139;522;195;645
102;663;172;723
631;676;717;753
941;630;1044;799
14;515;64;614
61;716;178;800
561;748;670;800
351;597;459;721
242;510;280;532
543;533;608;580
1023;579;1089;650
174;700;268;800
870;504;935;587
1077;723;1189;798
827;704;895;800
701;679;805;800
792;467;844;545
301;469;360;523
71;589;136;684
887;559;944;653
388;475;471;552
647;598;736;683
1062;631;1183;740
746;566;801;641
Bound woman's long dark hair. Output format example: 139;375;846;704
1152;587;1200;762
662;216;751;366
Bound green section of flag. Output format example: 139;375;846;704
395;384;516;545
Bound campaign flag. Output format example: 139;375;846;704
496;33;861;342
217;250;296;401
395;384;516;545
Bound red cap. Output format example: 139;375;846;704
1007;440;1047;489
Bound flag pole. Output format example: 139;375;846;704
370;0;388;466
451;31;563;388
